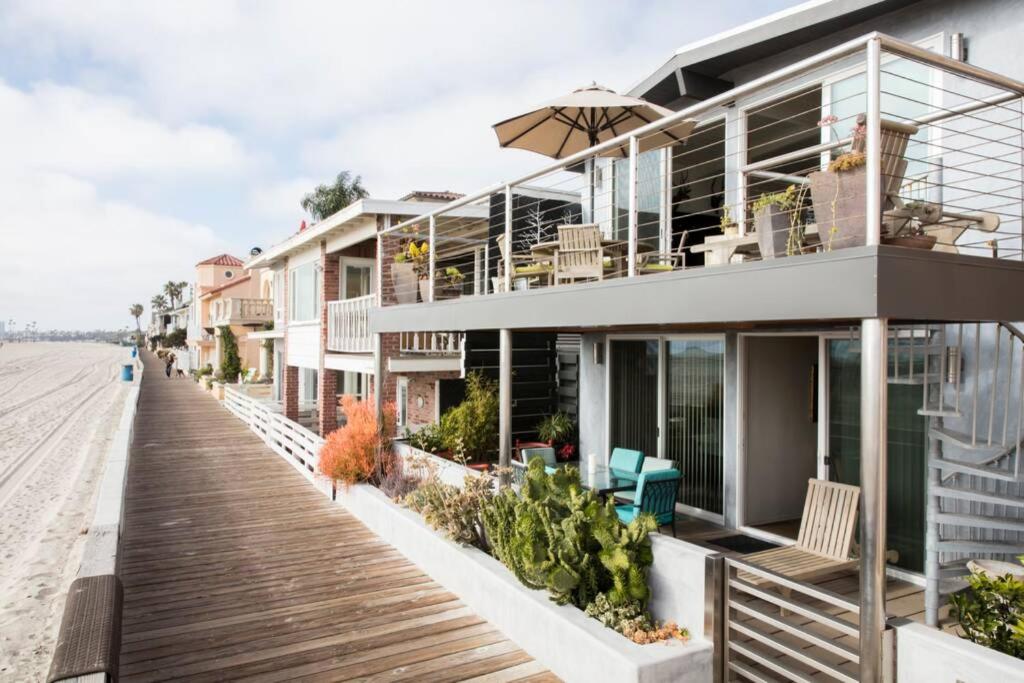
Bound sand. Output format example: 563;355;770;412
0;342;132;681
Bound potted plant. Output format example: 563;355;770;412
536;412;576;461
752;184;807;259
435;266;465;299
720;206;738;237
808;151;869;251
391;241;420;305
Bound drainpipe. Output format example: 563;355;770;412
499;328;512;485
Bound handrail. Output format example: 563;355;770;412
381;31;1024;238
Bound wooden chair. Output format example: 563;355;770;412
494;234;552;291
638;231;690;274
740;479;860;592
554;225;604;285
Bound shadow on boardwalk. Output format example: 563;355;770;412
118;352;555;682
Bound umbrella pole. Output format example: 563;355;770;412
588;129;598;226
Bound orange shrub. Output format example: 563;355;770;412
317;396;397;488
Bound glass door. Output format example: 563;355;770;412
608;339;659;459
828;339;926;572
341;258;374;299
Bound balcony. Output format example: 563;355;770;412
327;295;373;353
399;331;464;356
208;298;273;328
373;33;1024;333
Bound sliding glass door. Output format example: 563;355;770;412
609;336;725;516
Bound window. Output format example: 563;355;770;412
612;150;665;245
289;263;319;322
224;270;234;279
396;377;409;428
341;259;374;299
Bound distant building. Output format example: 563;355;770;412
0;320;5;337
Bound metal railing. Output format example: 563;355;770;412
327;295;374;353
209;297;273;326
378;32;1024;308
723;557;863;682
399;331;464;356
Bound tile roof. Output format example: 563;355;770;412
397;190;465;202
198;275;252;298
197;253;245;267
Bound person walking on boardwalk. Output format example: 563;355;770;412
164;352;174;378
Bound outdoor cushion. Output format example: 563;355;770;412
640;263;674;272
609;447;644;474
616;458;677;502
615;468;681;527
514;263;552;274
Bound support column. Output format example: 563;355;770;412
499;329;512;483
373;332;384;424
924;416;943;627
860;317;888;681
281;255;299;423
318;242;340;436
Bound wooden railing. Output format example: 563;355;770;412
399;331;464;356
209;298;273;326
327;295;373;353
223;387;328;494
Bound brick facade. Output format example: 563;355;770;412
280;255;300;421
404;371;461;426
318;241;340;435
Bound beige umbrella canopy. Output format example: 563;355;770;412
492;83;694;159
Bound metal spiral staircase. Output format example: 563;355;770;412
889;322;1024;626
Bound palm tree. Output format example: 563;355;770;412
163;281;187;309
300;171;369;221
176;280;189;305
129;304;144;332
151;294;169;312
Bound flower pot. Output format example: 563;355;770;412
390;262;418;305
882;234;937;250
808;166;868;251
418;279;431;303
754;205;792;259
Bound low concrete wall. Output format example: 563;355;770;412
895;621;1024;682
334;483;714;683
393;441;483;488
648;536;721;643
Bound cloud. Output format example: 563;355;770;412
0;169;229;329
0;79;247;179
248;176;317;223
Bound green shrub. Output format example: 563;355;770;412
218;326;242;382
481;458;655;609
951;567;1024;659
440;372;499;462
537;412;574;444
585;593;688;644
164;328;187;349
405;423;445;454
404;473;493;549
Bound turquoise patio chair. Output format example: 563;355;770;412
615;468;682;537
615;457;676;503
609;447;644;476
520;446;558;474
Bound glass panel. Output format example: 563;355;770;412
664;339;724;514
609;340;659;459
828;339;926;572
289;263;317;321
344;264;372;299
613;150;663;242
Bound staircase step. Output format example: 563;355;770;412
933;511;1024;533
929;427;1007;456
934;539;1024;555
919;409;962;418
930;482;1024;509
929;456;1021;482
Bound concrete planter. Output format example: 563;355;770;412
753;205;792;259
211;382;225;401
808;166;868;251
391;262;418;304
201;376;214;391
334;483;714;682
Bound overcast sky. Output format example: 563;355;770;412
0;0;799;330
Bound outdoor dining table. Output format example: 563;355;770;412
529;238;656;278
577;465;638;499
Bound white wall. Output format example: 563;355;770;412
286;323;320;369
895;621;1024;683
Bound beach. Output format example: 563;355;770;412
0;342;131;681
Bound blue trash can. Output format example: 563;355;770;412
121;364;134;382
131;346;138;359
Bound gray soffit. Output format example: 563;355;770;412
370;247;1024;334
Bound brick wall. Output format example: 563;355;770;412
318;241;340;435
405;371;461;426
280;255;299;421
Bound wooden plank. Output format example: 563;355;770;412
118;353;554;682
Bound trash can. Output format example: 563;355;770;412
130;346;138;359
121;364;134;382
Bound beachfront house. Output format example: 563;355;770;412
243;192;483;436
362;1;1024;679
185;254;271;377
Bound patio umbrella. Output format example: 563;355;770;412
492;82;694;159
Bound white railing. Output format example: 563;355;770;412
378;32;1024;307
209;298;273;326
399;331;464;356
223;387;329;494
327;295;373;353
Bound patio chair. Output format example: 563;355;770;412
615;457;676;503
615;469;682;537
739;479;860;598
637;231;690;274
494;234;552;291
554;225;604;285
609;447;644;475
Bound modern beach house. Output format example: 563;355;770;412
215;0;1024;679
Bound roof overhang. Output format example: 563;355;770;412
247;329;284;340
388;356;462;374
246;198;488;270
325;352;374;374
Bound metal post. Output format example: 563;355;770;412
428;215;436;302
373;332;384;423
504;185;513;293
865;37;883;247
499;328;512;485
860;317;888;681
627;135;639;278
925;417;942;627
376;230;384;307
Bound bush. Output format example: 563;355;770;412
404;473;493;549
481;458;655;609
318;396;396;488
537;412;575;444
218;326;241;382
585;593;688;645
405;423;445;454
440;372;498;462
951;567;1024;659
164;328;187;349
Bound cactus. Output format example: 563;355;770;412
481;458;656;609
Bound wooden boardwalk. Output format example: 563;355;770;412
118;353;555;682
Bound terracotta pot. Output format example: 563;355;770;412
882;234;937;250
754;205;793;259
808;166;868;251
390;262;418;304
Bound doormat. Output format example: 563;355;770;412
707;534;778;554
